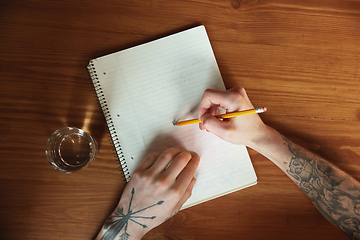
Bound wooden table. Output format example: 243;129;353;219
1;0;359;239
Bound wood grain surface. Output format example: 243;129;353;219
1;0;360;239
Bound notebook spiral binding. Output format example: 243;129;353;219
87;60;131;182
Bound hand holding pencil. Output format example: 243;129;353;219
189;87;269;148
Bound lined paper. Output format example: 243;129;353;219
90;26;257;208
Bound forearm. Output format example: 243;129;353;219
251;126;360;239
197;87;360;238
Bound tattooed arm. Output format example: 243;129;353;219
95;148;200;240
198;87;360;239
253;127;360;239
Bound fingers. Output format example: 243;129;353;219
164;151;192;176
146;148;199;181
148;148;182;174
173;177;197;211
228;86;253;108
171;152;200;182
198;87;255;132
137;152;162;170
161;150;199;188
137;148;200;202
200;113;230;137
197;88;243;119
198;87;254;118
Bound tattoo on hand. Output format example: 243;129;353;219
282;136;360;239
100;188;164;240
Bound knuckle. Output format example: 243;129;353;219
172;151;193;168
229;91;243;102
132;168;153;182
178;151;192;161
160;151;172;160
161;151;173;161
204;88;212;95
163;148;181;157
239;86;246;94
147;151;160;159
230;86;245;94
169;186;183;198
131;169;143;181
238;86;246;93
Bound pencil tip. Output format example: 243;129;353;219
172;120;177;126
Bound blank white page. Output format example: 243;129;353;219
89;26;257;209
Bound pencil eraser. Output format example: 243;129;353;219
263;107;267;112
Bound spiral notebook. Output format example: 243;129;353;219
87;25;257;209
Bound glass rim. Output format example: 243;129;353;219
45;127;98;173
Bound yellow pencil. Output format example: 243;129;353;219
175;107;267;127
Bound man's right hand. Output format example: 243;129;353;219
197;87;267;148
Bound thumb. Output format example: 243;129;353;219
201;113;229;138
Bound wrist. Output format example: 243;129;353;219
246;124;274;150
247;125;293;170
95;203;149;240
247;125;284;158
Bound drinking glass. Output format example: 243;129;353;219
45;127;98;173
